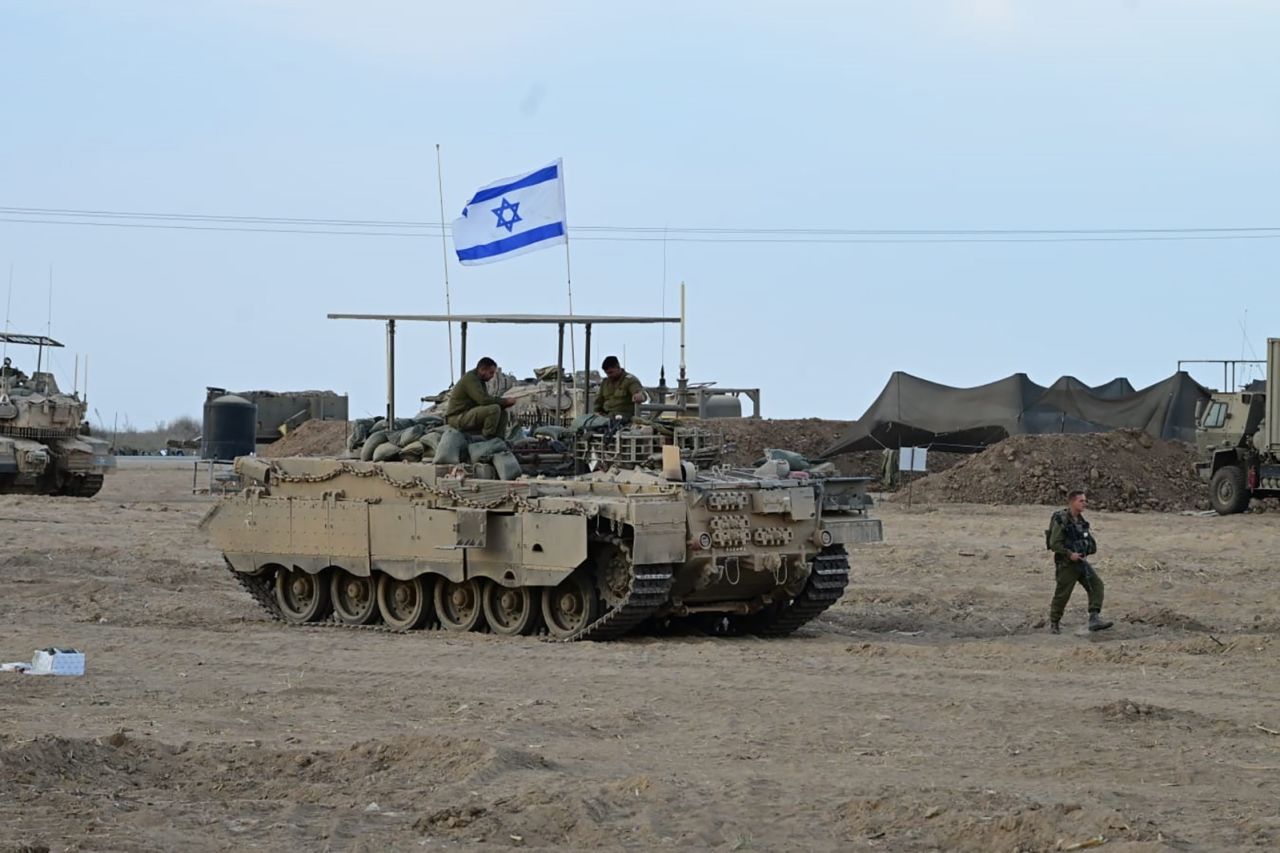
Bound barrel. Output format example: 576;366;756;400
202;394;257;460
702;394;743;419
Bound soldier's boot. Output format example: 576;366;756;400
1088;613;1113;632
1049;621;1061;635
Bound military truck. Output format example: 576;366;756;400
1194;337;1280;514
0;333;114;496
200;312;882;640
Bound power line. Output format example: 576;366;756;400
5;204;1280;235
2;205;1280;244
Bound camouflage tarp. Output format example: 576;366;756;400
824;371;1211;456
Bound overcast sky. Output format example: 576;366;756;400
2;1;1277;427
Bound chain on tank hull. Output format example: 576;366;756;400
201;457;881;642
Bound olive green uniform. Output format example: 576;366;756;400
446;370;509;438
594;372;645;418
1047;509;1104;622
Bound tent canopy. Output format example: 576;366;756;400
823;371;1210;457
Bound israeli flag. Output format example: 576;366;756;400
451;159;567;265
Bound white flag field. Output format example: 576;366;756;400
451;159;567;266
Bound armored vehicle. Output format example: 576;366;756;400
201;452;880;640
0;334;114;496
200;312;882;640
1194;337;1280;514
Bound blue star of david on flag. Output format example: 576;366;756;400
451;159;568;265
491;198;522;233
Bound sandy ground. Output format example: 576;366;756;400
2;464;1278;852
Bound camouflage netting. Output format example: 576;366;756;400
892;429;1207;512
826;371;1211;455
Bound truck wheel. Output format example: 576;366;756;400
1210;465;1250;515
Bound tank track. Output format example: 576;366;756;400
551;533;674;642
227;562;286;622
61;474;105;498
223;548;675;643
729;544;850;637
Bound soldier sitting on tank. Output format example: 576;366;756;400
594;356;647;421
0;357;27;385
446;356;516;439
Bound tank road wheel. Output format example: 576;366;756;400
434;578;485;632
274;567;332;624
330;570;379;626
482;581;540;636
541;571;601;640
1210;465;1250;515
376;574;433;632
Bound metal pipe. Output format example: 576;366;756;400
583;322;593;418
678;282;688;413
556;322;565;423
460;321;468;378
386;319;396;426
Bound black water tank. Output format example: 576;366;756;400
202;394;257;460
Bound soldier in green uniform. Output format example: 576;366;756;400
446;357;514;438
594;356;647;419
0;357;26;384
1047;490;1113;634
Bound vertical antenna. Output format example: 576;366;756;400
435;144;455;384
3;262;12;365
678;281;687;413
37;265;52;374
659;225;668;387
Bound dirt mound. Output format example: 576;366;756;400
1095;700;1176;722
259;420;350;458
712;418;850;466
893;430;1205;512
0;732;548;805
1123;605;1214;632
835;788;1158;851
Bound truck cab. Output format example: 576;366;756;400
1196;340;1280;514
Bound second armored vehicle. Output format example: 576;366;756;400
0;333;114;497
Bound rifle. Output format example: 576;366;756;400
1066;528;1097;592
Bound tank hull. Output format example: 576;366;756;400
0;434;114;496
202;457;882;641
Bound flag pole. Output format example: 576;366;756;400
561;159;577;401
564;237;577;383
435;143;456;384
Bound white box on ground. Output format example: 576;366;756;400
30;648;85;676
898;447;928;472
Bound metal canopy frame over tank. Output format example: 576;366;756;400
327;313;683;425
0;332;64;377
